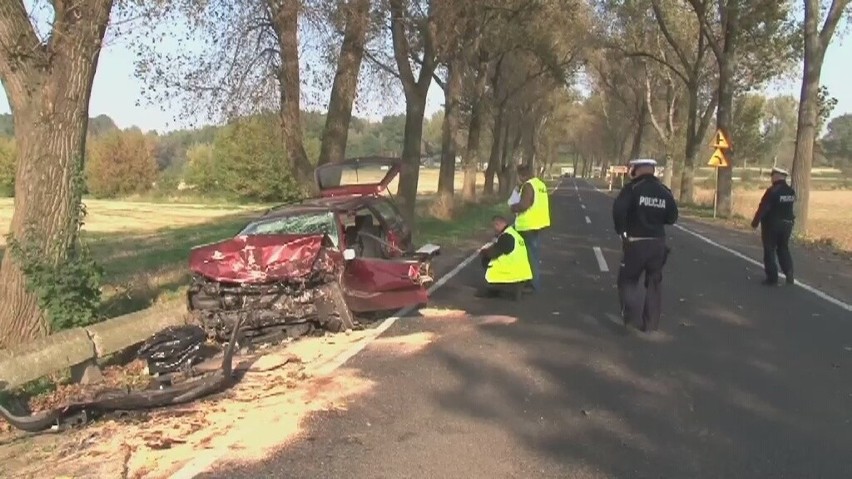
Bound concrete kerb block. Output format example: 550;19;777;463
0;328;96;390
84;299;187;359
0;300;188;391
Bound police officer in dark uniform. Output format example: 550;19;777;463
751;166;796;286
612;159;679;333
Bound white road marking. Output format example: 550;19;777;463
170;182;574;478
593;246;609;272
581;204;586;209
548;178;563;194
585;216;591;224
604;313;625;327
582;181;852;312
674;224;852;313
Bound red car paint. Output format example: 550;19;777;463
188;234;333;284
188;157;435;314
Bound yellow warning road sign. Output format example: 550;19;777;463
711;129;731;149
707;148;729;167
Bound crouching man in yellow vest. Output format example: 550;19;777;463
510;164;551;293
475;215;533;301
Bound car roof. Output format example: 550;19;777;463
256;194;382;221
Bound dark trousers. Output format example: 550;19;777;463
478;255;523;299
617;238;670;332
518;229;541;290
761;221;794;281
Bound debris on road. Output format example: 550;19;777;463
137;325;208;376
0;318;243;434
0;330;377;478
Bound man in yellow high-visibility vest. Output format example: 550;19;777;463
510;164;551;292
476;215;533;300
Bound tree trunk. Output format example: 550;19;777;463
681;87;700;204
436;59;463;213
271;0;315;186
790;0;849;234
521;121;537;167
669;152;683;198
791;59;822;234
484;110;504;195
0;0;113;347
388;0;437;230
318;0;371;166
499;125;522;196
461;62;487;201
572;151;579;176
398;93;428;224
628;102;648;160
714;55;735;217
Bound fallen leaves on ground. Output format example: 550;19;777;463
0;331;376;479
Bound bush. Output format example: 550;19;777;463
7;172;103;332
189;116;302;202
86;129;158;198
0;137;16;195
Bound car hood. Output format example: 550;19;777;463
189;234;339;284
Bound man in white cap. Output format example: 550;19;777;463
751;166;796;286
612;158;679;333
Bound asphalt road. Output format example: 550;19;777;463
201;179;852;479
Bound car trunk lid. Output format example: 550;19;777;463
314;156;401;197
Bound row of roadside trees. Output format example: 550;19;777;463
0;0;850;347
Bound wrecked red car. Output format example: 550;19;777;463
186;157;441;343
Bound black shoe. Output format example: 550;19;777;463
761;278;779;286
474;288;499;298
511;287;523;302
785;276;795;285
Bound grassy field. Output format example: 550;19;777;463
589;173;852;253
691;188;852;252
0;169;502;319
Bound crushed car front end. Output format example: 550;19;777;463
186;234;356;344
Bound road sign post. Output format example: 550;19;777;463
707;130;731;219
608;165;629;191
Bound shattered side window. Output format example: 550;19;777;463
239;211;340;247
371;199;403;228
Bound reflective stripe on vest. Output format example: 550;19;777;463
485;226;533;284
515;177;551;231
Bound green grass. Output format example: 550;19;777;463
418;200;505;249
56;199;504;320
87;212;260;317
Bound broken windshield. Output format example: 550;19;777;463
238;211;339;247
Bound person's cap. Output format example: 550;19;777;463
628;158;657;167
771;166;789;176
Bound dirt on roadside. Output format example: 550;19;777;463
0;331;376;479
0;241;480;478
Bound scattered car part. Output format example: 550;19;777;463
0;315;244;434
137;325;207;376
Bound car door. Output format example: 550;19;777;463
341;256;427;313
339;205;427;313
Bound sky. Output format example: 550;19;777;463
1;12;851;134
